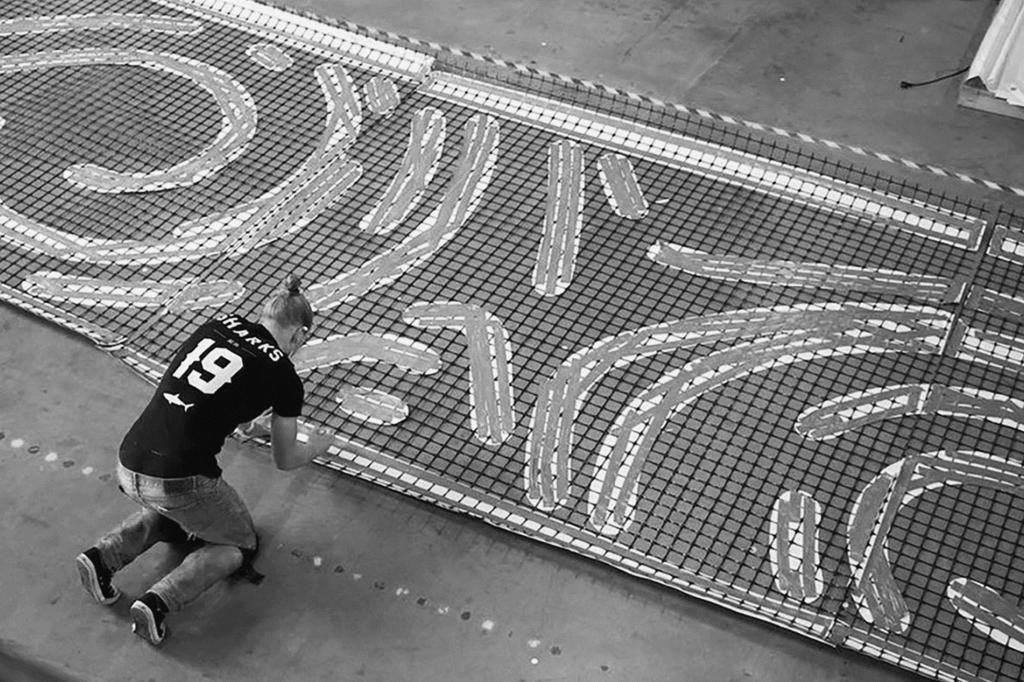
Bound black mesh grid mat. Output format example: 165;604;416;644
2;2;1023;680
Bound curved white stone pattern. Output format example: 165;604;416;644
947;578;1024;652
587;314;948;536
0;63;360;264
358;108;445;236
527;304;951;514
308;114;500;310
796;384;928;441
847;451;1024;636
965;284;1024;320
0;48;256;193
293;332;441;376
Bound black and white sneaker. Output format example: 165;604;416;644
75;548;121;605
130;592;168;646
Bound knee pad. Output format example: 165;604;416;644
233;533;264;585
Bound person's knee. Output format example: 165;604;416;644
239;531;259;567
233;532;264;585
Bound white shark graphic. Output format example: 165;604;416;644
163;392;194;412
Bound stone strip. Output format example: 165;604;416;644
769;490;824;604
797;384;1024;442
964;286;1024;320
956;325;1024;374
597;153;648;219
947;578;1024;653
309;114;499;310
0;13;202;35
532;140;585;297
404;302;516;447
293;332;441;375
363;75;401;116
650;243;967;303
245;43;293;71
527;303;950;513
358;108;445;235
21;272;243;311
336;386;409;425
846;452;1024;637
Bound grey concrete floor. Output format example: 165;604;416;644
2;0;1022;681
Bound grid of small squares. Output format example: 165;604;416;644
431;52;985;218
837;441;1024;682
0;0;334;342
827;207;1024;681
0;0;195;340
854;207;1024;682
2;2;1024;680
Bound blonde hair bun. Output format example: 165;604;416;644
263;275;314;330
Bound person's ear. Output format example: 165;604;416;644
288;327;305;354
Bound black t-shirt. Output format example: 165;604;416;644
119;315;304;478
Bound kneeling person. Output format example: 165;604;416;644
75;276;331;645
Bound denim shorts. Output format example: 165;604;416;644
117;463;257;550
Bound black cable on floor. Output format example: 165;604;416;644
900;66;970;89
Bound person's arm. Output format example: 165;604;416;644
270;414;331;470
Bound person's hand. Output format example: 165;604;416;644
303;426;334;461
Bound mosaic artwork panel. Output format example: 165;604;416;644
2;2;1023;680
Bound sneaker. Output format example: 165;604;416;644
130;593;168;646
75;548;121;605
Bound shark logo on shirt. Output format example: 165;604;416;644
163;392;194;412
